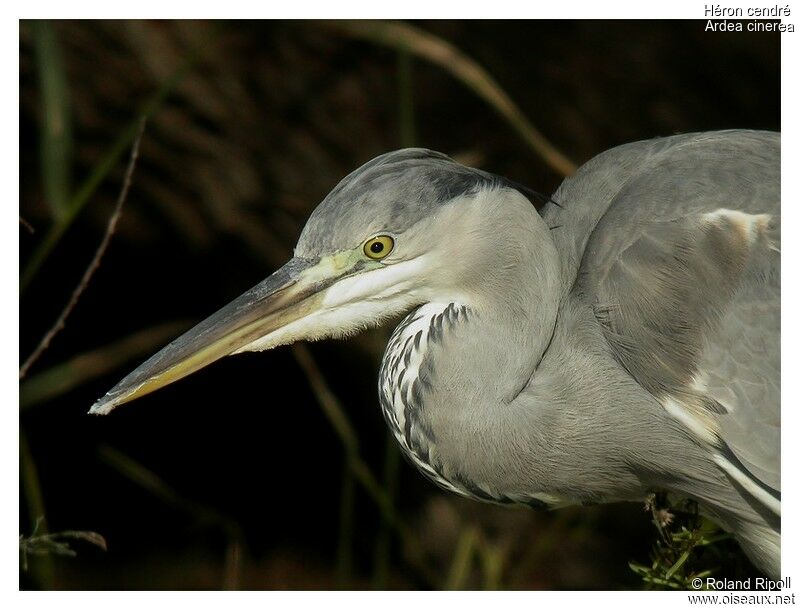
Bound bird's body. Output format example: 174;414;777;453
92;130;780;577
373;131;780;575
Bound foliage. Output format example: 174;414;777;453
630;494;732;590
20;520;107;572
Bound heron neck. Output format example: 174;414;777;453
379;192;565;503
380;208;565;502
456;207;562;402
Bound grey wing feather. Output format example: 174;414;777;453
699;248;780;492
547;130;780;496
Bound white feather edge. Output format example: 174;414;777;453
663;397;780;517
713;454;781;516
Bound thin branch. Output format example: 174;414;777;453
322;20;577;177
20;320;191;410
21;57;192;292
20;118;146;380
19;519;106;580
20;216;35;234
19;521;107;572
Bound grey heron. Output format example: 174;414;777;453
90;130;780;578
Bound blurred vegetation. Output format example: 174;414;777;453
20;520;106;573
19;20;779;590
629;495;748;590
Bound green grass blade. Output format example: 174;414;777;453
21;62;191;292
445;527;478;590
32;20;72;221
371;434;400;588
20;320;190;410
475;537;505;590
20;430;54;588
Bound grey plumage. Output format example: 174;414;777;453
543;130;780;573
91;130;780;578
295;149;495;256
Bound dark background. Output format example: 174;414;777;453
19;20;780;590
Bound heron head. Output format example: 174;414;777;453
90;149;539;414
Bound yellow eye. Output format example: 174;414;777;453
363;235;395;260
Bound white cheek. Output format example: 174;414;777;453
234;257;435;354
234;298;415;353
322;255;432;308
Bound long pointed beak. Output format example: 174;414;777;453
89;256;347;415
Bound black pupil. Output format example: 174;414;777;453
370;241;384;254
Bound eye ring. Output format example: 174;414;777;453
363;235;395;260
